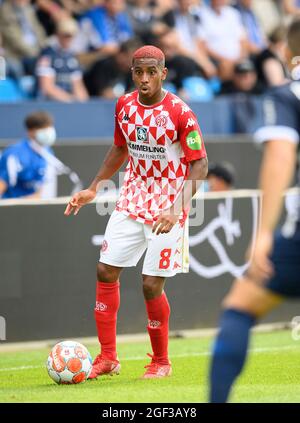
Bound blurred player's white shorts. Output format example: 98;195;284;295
100;210;189;277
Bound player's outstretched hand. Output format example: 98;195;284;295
152;209;179;235
64;189;96;216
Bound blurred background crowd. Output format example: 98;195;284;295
0;0;299;102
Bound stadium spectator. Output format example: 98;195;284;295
169;0;217;78
151;0;176;28
283;0;300;18
251;0;282;36
81;0;133;57
69;13;104;69
36;18;89;102
219;58;262;95
255;26;289;90
234;0;266;54
34;0;71;36
206;162;236;191
0;0;46;76
198;0;249;80
0;111;58;199
59;0;96;16
83;38;140;98
158;29;204;94
126;0;170;45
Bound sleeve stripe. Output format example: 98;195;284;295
7;155;20;187
36;68;56;77
254;126;300;144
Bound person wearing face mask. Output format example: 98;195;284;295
0;110;58;199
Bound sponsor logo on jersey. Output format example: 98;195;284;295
186;131;202;150
136;126;148;142
128;142;165;153
123;113;130;121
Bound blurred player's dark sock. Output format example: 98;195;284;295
209;308;255;403
145;292;170;365
94;281;120;361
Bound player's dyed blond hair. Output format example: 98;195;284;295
132;45;165;68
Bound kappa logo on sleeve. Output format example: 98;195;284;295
186;130;202;150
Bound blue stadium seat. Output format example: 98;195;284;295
19;76;36;99
182;76;214;101
0;78;24;102
208;76;221;94
163;82;177;94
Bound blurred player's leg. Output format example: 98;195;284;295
209;278;282;402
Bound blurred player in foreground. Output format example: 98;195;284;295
65;45;208;379
209;20;300;402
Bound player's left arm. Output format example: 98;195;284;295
153;110;207;235
152;158;208;235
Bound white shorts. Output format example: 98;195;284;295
100;210;189;277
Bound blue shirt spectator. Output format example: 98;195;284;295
36;19;89;102
37;40;82;94
83;0;133;46
0;111;57;199
234;0;266;53
0;139;53;198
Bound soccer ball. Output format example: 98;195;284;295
46;340;93;384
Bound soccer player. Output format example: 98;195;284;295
209;20;300;402
65;45;208;378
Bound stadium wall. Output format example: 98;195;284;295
0;136;263;194
0;193;299;342
0;96;264;140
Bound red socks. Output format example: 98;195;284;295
145;292;171;365
94;281;120;361
94;282;170;365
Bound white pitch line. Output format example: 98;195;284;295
0;344;299;373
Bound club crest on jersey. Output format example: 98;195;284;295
186;130;202;150
155;114;168;128
136;126;148;143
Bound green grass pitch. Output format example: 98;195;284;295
0;330;299;403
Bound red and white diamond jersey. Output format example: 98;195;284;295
114;90;207;225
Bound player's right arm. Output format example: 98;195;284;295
65;98;128;216
64;144;128;215
248;87;299;282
